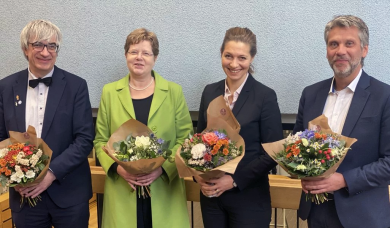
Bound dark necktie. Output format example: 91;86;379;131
29;77;52;88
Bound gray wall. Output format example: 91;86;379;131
1;1;389;113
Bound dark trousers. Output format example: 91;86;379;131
200;185;271;228
307;197;344;228
12;191;89;228
136;188;152;228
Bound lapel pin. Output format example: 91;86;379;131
18;100;22;105
16;95;19;100
15;102;18;106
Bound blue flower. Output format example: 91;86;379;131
214;131;227;139
150;133;155;138
300;129;315;140
157;149;162;154
157;138;164;144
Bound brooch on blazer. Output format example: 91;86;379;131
15;95;22;106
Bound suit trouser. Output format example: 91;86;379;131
307;195;344;228
12;191;89;228
200;185;271;228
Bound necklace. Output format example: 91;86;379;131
129;77;154;91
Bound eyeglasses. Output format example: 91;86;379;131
127;51;154;58
29;42;59;53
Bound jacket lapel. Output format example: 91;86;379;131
306;79;332;128
117;74;135;119
41;66;66;139
148;71;167;121
232;75;254;117
13;70;28;132
342;71;370;136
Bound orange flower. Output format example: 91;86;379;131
202;133;219;145
314;132;322;139
0;159;6;167
213;145;221;151
211;149;218;155
286;153;292;158
4;169;11;176
223;148;229;156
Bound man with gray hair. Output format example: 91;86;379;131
294;15;390;228
0;19;94;228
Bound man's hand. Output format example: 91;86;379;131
19;171;56;198
301;172;347;194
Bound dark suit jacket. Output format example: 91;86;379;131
294;71;390;228
0;66;94;212
197;74;283;193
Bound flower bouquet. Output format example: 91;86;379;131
176;96;245;181
102;119;173;198
262;115;357;204
0;126;52;207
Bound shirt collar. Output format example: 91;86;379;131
329;69;362;93
28;67;54;80
225;73;249;95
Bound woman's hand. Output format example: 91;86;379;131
117;165;145;190
195;175;235;198
136;167;163;186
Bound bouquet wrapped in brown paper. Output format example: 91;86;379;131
102;119;173;198
175;96;245;181
262;115;357;203
0;126;52;207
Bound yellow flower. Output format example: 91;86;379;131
302;138;309;147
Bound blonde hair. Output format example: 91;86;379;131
20;19;62;59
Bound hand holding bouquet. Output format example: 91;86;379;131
103;119;173;198
262;115;357;204
176;96;245;181
0;126;52;207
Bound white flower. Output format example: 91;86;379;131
135;136;151;149
188;159;205;166
190;144;206;159
331;148;339;156
129;155;140;161
25;170;35;179
0;148;8;158
10;173;21;183
36;149;43;157
29;154;39;167
127;148;134;154
286;133;301;144
296;164;307;171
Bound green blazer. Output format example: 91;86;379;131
94;71;192;228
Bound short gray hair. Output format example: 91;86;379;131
20;20;62;59
324;15;369;66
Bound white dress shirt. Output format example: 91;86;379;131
25;68;54;138
323;69;363;134
224;73;249;110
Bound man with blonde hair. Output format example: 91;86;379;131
0;19;94;228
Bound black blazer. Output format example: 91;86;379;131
197;74;283;191
0;66;95;211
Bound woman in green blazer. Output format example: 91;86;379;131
94;28;192;228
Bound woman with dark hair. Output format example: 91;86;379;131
195;27;283;228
